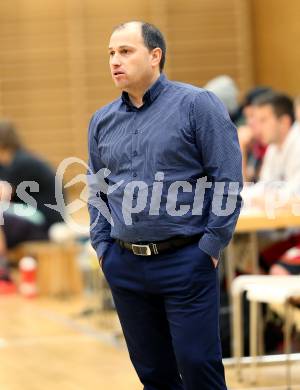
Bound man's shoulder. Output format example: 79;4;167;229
167;80;222;110
14;149;47;166
289;123;300;144
90;97;122;124
262;144;277;163
9;149;54;180
285;124;300;161
168;79;207;98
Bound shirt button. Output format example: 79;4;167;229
134;129;138;134
133;172;137;177
133;151;138;157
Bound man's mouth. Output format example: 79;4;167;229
113;71;125;76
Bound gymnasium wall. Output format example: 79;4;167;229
0;0;253;184
251;0;300;96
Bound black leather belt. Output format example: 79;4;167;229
116;234;202;256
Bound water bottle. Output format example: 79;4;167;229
19;256;37;298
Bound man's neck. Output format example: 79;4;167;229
126;72;160;108
277;125;292;149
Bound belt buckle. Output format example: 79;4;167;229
132;244;152;256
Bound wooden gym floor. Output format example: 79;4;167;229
1;295;300;390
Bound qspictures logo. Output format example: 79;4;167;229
1;156;300;233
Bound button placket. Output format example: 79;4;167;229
131;116;142;221
131;120;139;180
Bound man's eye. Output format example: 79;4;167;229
121;49;129;54
109;51;115;56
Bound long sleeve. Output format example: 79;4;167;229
87;114;114;258
192;91;243;259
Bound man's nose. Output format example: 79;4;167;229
111;53;121;66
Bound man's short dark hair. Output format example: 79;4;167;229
243;86;272;108
113;21;166;72
254;92;295;124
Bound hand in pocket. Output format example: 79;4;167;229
98;256;104;269
211;257;219;269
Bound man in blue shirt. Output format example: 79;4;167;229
88;21;242;390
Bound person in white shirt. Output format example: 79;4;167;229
256;94;300;196
247;92;300;275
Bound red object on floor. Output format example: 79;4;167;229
0;279;17;295
19;256;37;298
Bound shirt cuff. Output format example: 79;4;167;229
198;234;223;260
95;241;112;259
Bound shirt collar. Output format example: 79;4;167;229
121;73;167;111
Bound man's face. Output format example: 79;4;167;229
253;104;281;145
108;24;155;91
243;105;255;127
0;148;12;166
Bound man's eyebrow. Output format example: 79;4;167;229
108;45;135;51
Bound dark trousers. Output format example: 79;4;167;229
102;241;227;390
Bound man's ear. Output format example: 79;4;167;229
280;114;292;129
151;48;162;68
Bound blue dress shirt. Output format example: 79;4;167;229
88;73;243;259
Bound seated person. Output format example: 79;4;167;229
237;87;272;182
257;94;300;192
0;119;65;291
0;120;64;230
242;92;300;274
268;95;300;276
